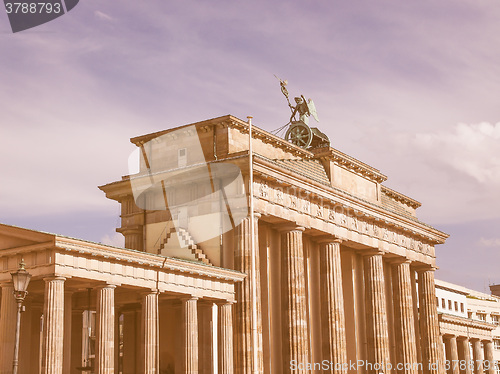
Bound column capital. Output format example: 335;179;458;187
95;283;118;290
180;295;199;302
216;300;235;306
276;223;305;233
140;289;160;296
43;276;67;282
314;235;343;244
414;264;438;273
250;212;262;220
360;248;385;257
388;257;412;265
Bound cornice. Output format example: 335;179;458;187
439;313;497;331
53;237;246;283
381;185;421;209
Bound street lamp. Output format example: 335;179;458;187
11;259;32;374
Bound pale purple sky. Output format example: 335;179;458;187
1;0;499;292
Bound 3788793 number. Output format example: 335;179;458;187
5;2;61;14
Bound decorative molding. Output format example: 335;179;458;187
253;178;436;255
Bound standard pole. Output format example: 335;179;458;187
12;301;22;374
248;116;259;374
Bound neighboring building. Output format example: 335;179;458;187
436;279;500;374
0;115;451;374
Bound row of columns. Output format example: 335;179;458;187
443;335;496;374
234;215;445;374
0;279;235;374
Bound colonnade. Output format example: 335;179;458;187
0;279;235;374
442;335;496;374
234;215;445;374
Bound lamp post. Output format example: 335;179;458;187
10;259;32;374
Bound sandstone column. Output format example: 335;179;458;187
41;277;66;374
443;335;459;374
0;283;16;374
183;297;199;374
96;284;116;374
471;340;483;374
392;260;418;374
482;340;495;374
418;267;444;374
142;291;159;374
457;338;472;374
281;225;309;374
218;302;234;374
364;251;391;374
318;238;347;373
233;214;263;374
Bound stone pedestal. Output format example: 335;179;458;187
281;225;309;374
392;260;418;374
41;277;66;374
233;214;263;374
183;297;199;374
364;252;391;374
0;283;16;374
443;336;459;374
142;291;159;374
218;302;234;374
96;285;116;374
471;340;483;374
482;340;495;374
457;338;472;374
418;268;444;374
319;239;347;374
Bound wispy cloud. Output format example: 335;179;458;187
94;11;113;22
478;237;500;248
415;122;500;184
100;232;125;247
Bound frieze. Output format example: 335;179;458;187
302;200;310;215
253;179;433;255
315;204;323;218
328;207;335;222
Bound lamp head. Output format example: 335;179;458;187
11;259;31;300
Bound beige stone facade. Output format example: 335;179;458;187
436;280;500;374
0;225;243;373
0;115;450;373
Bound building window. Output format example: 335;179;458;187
494;339;500;350
436;297;439;307
477;313;486;322
468;311;473;319
492;315;499;324
461;303;464;313
454;301;458;311
448;300;452;310
442;299;446;309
